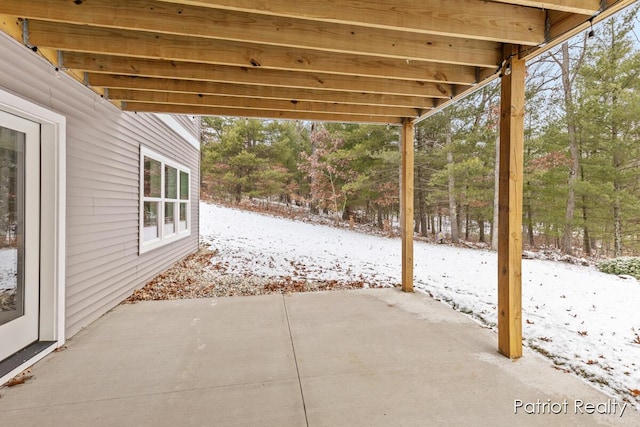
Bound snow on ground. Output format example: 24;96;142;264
200;202;640;409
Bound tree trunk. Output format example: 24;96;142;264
526;201;535;247
544;224;550;247
446;129;459;243
420;213;428;237
613;157;622;257
605;21;624;258
582;202;592;256
417;176;427;236
479;219;486;243
612;71;621;256
491;133;500;250
235;184;242;203
579;164;592;256
489;221;494;245
414;162;423;235
457;202;463;237
559;41;581;256
328;173;341;224
342;204;351;221
465;209;470;241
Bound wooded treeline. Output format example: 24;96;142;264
201;8;640;257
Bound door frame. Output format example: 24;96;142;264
0;87;66;385
0;110;40;362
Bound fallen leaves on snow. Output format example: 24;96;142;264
125;246;396;303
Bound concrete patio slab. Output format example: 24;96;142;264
0;289;638;426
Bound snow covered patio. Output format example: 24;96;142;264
1;288;637;426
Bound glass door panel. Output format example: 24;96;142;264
0;124;25;326
0;111;39;362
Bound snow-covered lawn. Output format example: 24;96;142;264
200;201;640;409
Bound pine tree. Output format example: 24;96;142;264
576;7;640;255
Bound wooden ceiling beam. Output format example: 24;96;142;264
0;0;501;68
156;0;546;45
3;0;630;125
520;0;638;60
27;20;484;84
490;0;599;15
88;74;442;108
108;89;421;117
123;102;404;125
61;52;456;98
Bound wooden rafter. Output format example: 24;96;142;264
3;1;630;124
109;89;420;117
89;74;440;108
27;20;486;85
123;102;404;124
490;0;599;15
0;0;502;67
521;0;638;61
156;0;546;45
0;1;631;123
62;53;455;98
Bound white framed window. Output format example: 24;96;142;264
139;146;190;253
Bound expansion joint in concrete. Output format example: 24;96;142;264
282;294;309;427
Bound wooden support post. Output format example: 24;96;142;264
498;46;525;359
401;118;414;292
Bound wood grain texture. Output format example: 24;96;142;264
88;74;445;108
156;0;545;45
490;0;598;14
62;52;453;98
401;118;415;292
4;1;630;125
109;89;419;117
521;1;637;60
497;46;525;359
123;102;404;124
28;20;481;84
0;0;501;67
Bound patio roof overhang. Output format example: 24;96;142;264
0;0;633;124
0;0;636;359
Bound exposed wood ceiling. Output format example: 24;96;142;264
0;0;635;125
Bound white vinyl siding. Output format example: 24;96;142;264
140;147;191;253
156;114;200;149
0;32;200;338
173;115;200;140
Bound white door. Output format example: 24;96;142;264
0;111;40;362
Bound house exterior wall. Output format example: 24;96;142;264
0;33;200;338
170;114;201;141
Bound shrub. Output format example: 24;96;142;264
597;257;640;279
